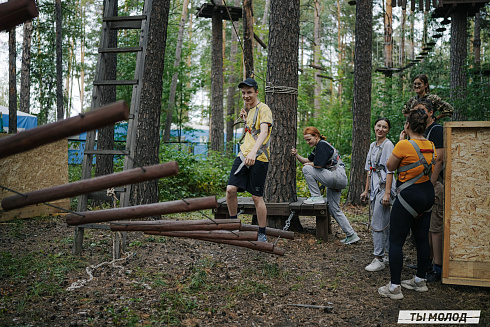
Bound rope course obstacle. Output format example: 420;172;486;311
0;100;291;256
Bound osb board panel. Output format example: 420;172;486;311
443;122;490;287
0;135;69;221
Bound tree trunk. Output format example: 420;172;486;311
163;0;189;143
264;0;300;203
131;0;171;206
209;3;224;153
450;10;467;121
20;20;33;114
400;9;406;67
55;0;63;121
225;0;240;155
410;9;414;60
64;39;74;117
80;8;86;112
346;0;372;206
383;0;392;68
473;13;480;70
262;0;270;25
336;0;343;101
243;0;254;78
9;22;17;134
95;0;117;197
313;0;321;116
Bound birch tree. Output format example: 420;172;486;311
163;0;190;143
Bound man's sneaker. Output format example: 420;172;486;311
340;233;360;244
257;233;267;243
378;283;404;300
401;277;428;292
303;196;325;204
365;258;386;272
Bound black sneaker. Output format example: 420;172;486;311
426;271;441;283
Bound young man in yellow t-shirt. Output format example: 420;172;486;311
226;78;273;242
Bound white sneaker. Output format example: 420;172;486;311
378;283;404;300
303;196;325;204
401;277;428;292
340;233;360;244
365;258;386;272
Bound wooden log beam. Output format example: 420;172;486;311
0;100;129;159
0;0;38;32
110;218;238;232
144;230;258;241
240;224;294;240
193;238;286;256
2;162;179;211
66;197;218;225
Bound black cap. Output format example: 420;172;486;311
238;78;258;90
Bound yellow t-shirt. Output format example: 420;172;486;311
240;102;273;162
392;139;436;183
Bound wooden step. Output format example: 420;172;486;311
83;149;129;155
104;15;147;29
99;46;142;53
93;80;138;86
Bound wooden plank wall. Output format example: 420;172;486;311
443;121;490;287
0;135;70;222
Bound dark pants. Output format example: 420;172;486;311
389;180;435;285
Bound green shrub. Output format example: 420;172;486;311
159;146;234;201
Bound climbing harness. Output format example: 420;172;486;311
234;102;273;175
366;139;395;232
396;140;436;218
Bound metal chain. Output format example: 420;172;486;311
283;210;295;231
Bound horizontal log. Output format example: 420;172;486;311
110;218;238;232
2;162;179;211
240;224;295;240
144;230;257;241
194;238;285;256
0;101;129;159
0;0;38;32
66;196;218;226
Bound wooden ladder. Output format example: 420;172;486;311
74;0;153;257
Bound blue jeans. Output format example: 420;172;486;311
303;165;355;237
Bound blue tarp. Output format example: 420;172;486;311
0;105;38;132
67;123;242;164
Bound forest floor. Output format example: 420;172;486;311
0;206;488;327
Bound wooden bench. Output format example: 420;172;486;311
213;197;332;241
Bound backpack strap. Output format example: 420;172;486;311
397;140;435;218
238;103;273;164
369;139;388;188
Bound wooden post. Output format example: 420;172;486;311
66;196;218;225
0;100;129;159
145;230;258;241
240;224;294;239
110;218;240;231
193;238;285;255
242;0;254;78
2;161;179;211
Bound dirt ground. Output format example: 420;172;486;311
0;207;488;327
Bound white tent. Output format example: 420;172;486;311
0;105;38;132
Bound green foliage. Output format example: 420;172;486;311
159;145;234;201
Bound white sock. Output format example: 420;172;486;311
414;275;426;283
389;282;400;291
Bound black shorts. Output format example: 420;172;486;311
227;156;269;196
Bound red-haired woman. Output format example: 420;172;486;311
291;127;359;245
